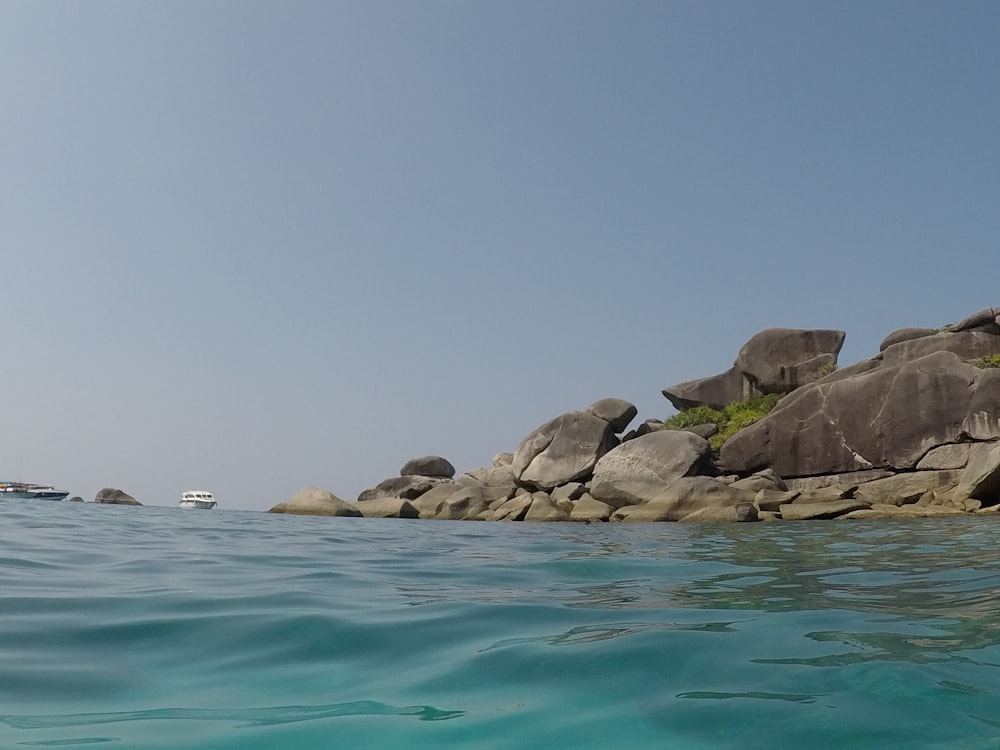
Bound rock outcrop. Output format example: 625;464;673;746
284;306;1000;523
269;487;363;517
357;475;450;502
94;488;141;506
356;497;420;519
720;349;1000;478
663;328;845;411
613;477;756;522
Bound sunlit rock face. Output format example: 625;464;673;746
720;348;1000;478
511;411;618;490
662;328;845;411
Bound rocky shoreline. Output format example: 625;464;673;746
103;306;1000;522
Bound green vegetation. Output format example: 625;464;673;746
817;362;839;377
663;393;782;453
662;405;724;431
972;353;1000;369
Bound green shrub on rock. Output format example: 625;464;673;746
663;393;782;453
710;393;781;451
662;405;724;430
972;354;1000;369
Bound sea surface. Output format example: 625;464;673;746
2;500;1000;749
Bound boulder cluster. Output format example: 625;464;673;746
271;306;1000;522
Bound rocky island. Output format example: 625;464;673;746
276;306;999;522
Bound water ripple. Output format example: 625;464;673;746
1;701;465;731
3;504;1000;748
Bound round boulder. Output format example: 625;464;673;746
277;487;363;517
400;456;456;479
589;429;712;508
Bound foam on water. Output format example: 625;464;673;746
2;500;999;748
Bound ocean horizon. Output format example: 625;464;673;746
2;499;999;748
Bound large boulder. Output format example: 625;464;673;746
456;464;517;495
275;487;363;517
778;500;871;520
963;368;1000;440
490;494;535;521
784;469;893;492
662;366;745;412
879;327;938;351
437;486;493;520
512;411;618;489
952;442;1000;505
94;488;141;506
916;444;971;470
584;398;638;434
570;493;615;522
842;503;967;520
679;503;759;523
399;456;456;479
879;330;1000;366
412;483;504;519
853;470;961;507
523;495;571;521
948;306;1000;334
357;475;448;502
589;430;712;507
662;328;845;411
409;483;459;518
614;477;756;522
356;497;419;519
720;351;995;477
734;327;845;395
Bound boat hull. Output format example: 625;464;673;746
179;500;217;509
1;484;70;501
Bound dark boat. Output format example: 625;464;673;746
0;482;70;501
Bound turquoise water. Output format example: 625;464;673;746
2;501;999;749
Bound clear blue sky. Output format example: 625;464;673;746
3;1;999;510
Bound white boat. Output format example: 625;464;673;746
179;490;217;509
0;482;70;501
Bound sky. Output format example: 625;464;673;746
3;1;999;510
